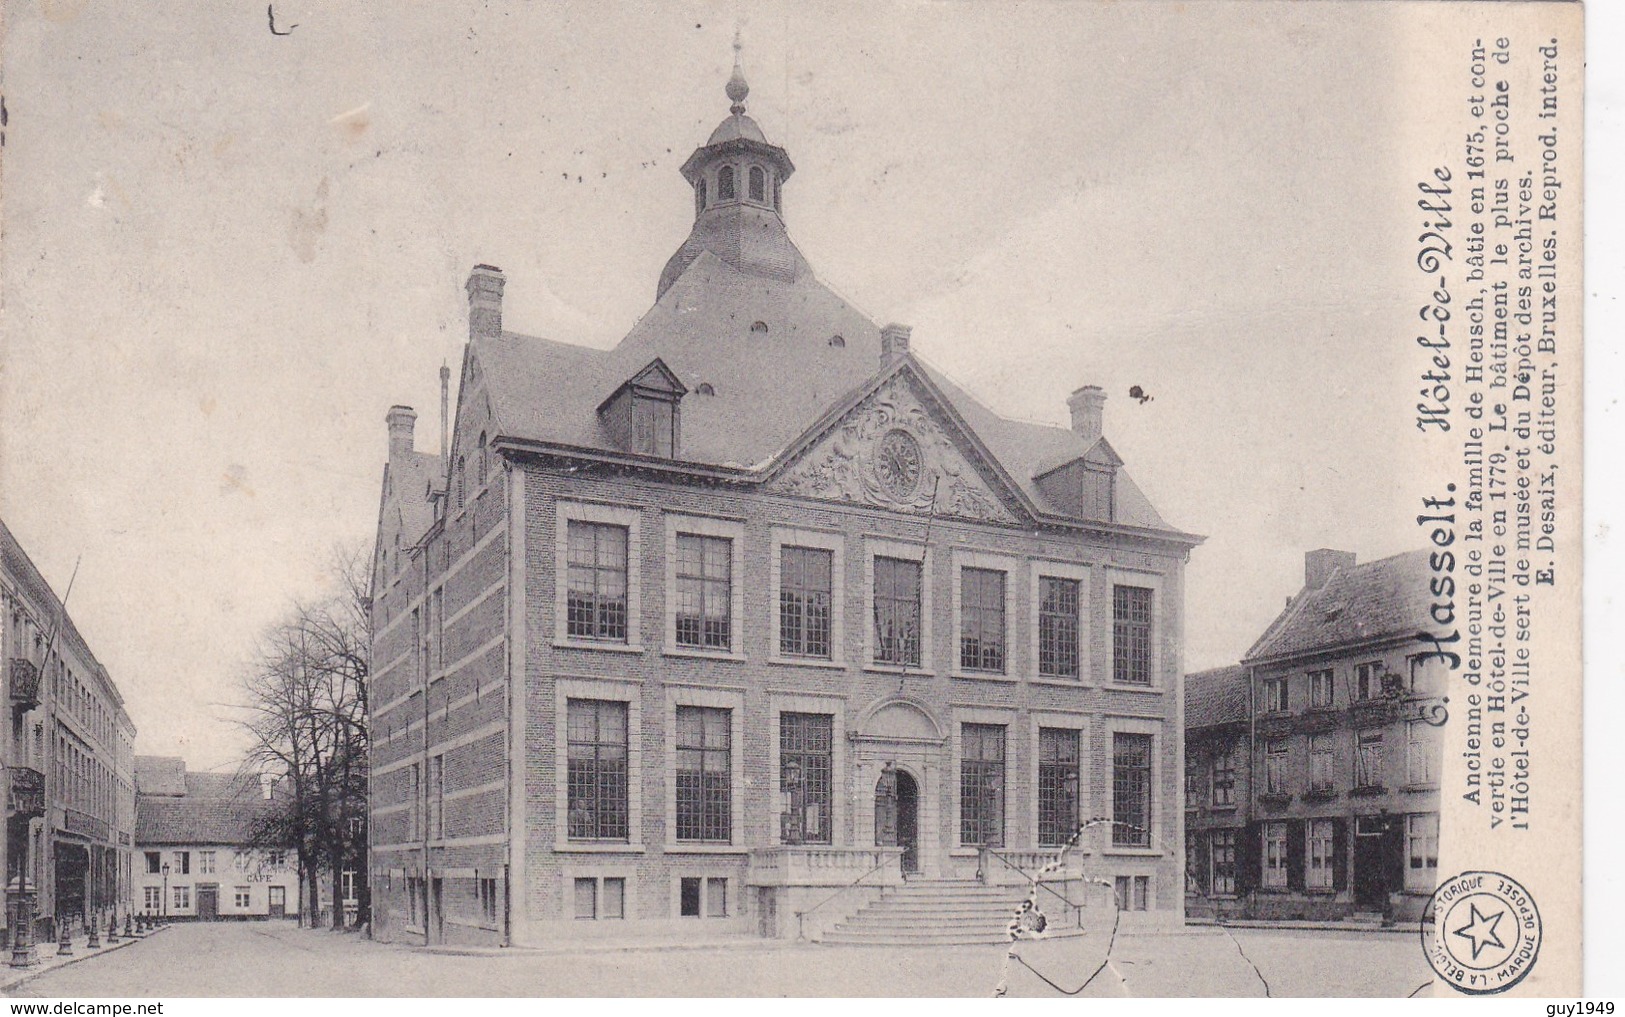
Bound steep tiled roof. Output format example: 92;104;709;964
134;755;187;796
135;767;287;847
1185;665;1249;729
477;252;1182;533
1245;550;1433;662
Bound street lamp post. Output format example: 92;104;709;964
161;864;169;923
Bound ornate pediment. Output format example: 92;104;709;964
768;374;1020;524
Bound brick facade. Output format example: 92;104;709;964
367;62;1199;946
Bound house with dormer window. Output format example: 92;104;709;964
367;49;1200;947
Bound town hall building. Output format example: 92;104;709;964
367;53;1200;946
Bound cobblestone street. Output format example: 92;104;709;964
3;921;1434;997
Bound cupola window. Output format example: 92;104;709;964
751;321;769;334
696;383;716;396
696;179;707;215
718;165;736;200
748;166;765;202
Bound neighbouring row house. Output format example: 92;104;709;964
1185;549;1445;923
367;56;1200;946
1;519;137;947
132;757;301;922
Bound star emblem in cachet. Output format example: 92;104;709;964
1421;870;1543;995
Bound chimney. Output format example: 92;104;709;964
1304;548;1356;590
466;264;505;338
880;323;912;365
386;405;417;462
1067;385;1106;444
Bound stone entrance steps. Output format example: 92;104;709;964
821;879;1041;946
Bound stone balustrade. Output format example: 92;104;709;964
745;845;904;888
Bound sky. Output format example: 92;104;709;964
0;1;1522;771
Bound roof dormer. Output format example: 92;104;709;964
597;358;687;458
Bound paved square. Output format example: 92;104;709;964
4;922;1434;997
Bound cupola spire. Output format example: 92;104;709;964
727;29;749;115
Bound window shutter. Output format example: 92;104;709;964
1236;821;1261;894
1286;819;1306;890
1331;818;1349;892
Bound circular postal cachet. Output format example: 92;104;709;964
1420;870;1542;995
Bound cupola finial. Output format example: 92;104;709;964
726;27;749;114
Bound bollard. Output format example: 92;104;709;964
86;911;100;949
124;914;133;938
107;912;119;944
56;919;72;958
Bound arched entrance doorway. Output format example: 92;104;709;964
874;766;920;873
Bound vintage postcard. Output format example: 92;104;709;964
0;0;1590;1000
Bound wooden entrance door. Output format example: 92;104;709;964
895;770;919;873
196;885;219;921
874;767;920;873
1352;815;1394;908
267;885;286;918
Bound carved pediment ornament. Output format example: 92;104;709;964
772;381;1017;523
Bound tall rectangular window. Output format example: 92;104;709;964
1037;728;1081;847
1211;746;1236;806
1112;585;1153;685
1355;660;1383;700
567;522;629;641
1264;739;1289;795
428;754;444;840
480;878;499;924
1406;720;1437;786
1112;732;1153;847
1405;813;1440;890
1309;733;1335;792
173;851;190;875
567;699;630;841
145;852;161;875
143;886;161;910
1262;822;1288;888
1308;668;1334;707
1037;577;1081;678
675;534;732;650
959;724;1005;847
406;761;421;840
1210;829;1237;895
874;556;922;666
1307;819;1335;889
959;568;1006;673
675;706;731;842
198;850;216;875
779;547;833;658
1355;730;1384;789
1262;676;1289;713
779;713;833;844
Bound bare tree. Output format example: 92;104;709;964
239;542;370;929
